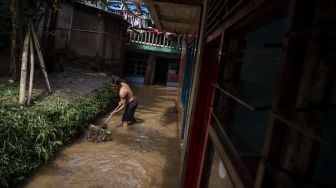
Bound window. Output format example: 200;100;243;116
168;60;179;74
136;60;146;76
209;18;287;184
125;52;147;77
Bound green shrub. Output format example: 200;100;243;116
0;82;116;187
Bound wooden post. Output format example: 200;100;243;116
155;34;158;45
30;24;52;93
27;35;35;106
149;32;151;44
19;27;31;108
144;54;156;85
178;36;181;48
129;31;132;42
144;33;146;43
148;32;151;44
163;35;166;47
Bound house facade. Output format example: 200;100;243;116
176;0;336;187
51;2;129;74
105;0;183;86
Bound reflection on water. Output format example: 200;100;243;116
208;150;234;188
23;85;180;188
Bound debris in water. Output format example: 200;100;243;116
86;124;112;142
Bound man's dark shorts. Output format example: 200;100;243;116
122;100;138;122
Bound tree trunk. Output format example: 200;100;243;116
27;35;35;106
19;28;30;108
9;0;17;80
31;24;52;94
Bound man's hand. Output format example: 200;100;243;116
111;110;117;116
104;110;117;125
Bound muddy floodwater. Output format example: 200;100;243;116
23;85;181;188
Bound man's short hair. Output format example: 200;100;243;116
111;76;121;85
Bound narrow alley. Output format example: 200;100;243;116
1;0;335;187
23;86;181;188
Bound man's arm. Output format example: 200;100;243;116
112;89;127;114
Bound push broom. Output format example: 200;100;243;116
103;103;122;127
86;104;121;141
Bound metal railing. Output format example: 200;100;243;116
82;1;153;29
129;30;182;50
110;10;152;29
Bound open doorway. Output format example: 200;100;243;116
154;58;169;85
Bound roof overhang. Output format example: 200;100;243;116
143;0;203;35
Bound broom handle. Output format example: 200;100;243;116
104;105;121;124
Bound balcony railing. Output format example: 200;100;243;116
129;30;182;50
82;1;153;29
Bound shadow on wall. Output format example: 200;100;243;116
0;48;10;77
45;51;124;76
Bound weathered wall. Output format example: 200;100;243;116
55;3;73;50
54;2;127;74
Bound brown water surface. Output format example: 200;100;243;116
23;85;180;188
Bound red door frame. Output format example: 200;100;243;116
182;33;224;188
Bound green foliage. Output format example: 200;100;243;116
0;82;116;187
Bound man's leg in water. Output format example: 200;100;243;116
121;101;137;128
130;101;138;124
122;121;128;128
122;103;131;128
122;114;129;129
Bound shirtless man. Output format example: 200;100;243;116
106;76;138;128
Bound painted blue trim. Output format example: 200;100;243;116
180;38;197;140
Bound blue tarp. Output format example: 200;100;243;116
108;1;149;13
140;5;149;13
126;3;137;11
108;1;123;11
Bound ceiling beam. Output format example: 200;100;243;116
153;0;202;8
160;15;195;24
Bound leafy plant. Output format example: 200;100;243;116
0;82;116;187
